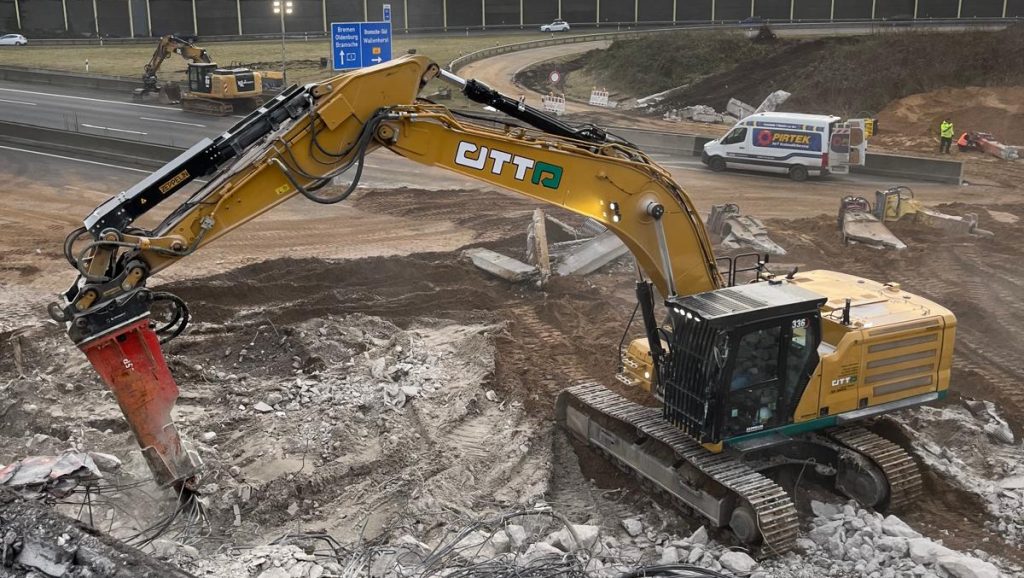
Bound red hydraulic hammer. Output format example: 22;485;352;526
80;317;198;489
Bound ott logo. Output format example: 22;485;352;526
454;141;563;189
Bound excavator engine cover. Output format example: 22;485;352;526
80;318;197;488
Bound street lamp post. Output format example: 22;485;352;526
272;0;293;84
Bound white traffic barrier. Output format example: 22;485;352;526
589;88;609;107
541;94;566;115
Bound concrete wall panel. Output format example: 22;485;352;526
714;0;750;20
1;1;19;32
677;0;712;21
793;0;831;19
917;0;958;17
875;0;915;18
522;0;557;23
1009;0;1024;16
447;0;483;27
195;0;238;35
753;0;790;19
484;0;519;27
960;0;1003;16
149;0;194;35
97;0;131;36
834;0;871;19
637;0;673;22
130;0;149;35
21;0;66;32
563;0;596;24
598;0;631;23
406;0;442;28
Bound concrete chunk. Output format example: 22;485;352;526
556;231;628;276
465;248;537;282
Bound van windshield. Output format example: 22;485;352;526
721;127;747;145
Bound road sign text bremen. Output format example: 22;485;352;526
331;21;393;71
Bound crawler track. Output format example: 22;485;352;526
558;382;799;555
826;426;922;511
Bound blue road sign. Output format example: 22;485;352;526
331;21;392;71
383;3;392;22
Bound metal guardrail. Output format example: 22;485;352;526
446;17;1017;72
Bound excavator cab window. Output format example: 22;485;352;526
188;63;216;94
721;315;819;439
660;283;825;445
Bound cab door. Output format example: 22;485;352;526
719;126;749;167
829;122;851;174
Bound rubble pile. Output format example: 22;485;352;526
891;403;1024;547
761;500;1018;578
179;499;1024;578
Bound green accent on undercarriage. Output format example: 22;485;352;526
726;415;839;446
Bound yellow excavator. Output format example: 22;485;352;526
133;34;285;115
51;55;954;554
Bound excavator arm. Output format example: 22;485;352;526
143;35;211;87
52;55;721;489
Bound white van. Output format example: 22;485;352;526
702;112;865;181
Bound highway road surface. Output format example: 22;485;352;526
0;81;234;148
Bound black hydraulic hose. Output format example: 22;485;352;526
63;226;88;268
273;110;384;205
150;291;190;344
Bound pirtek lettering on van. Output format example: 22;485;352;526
772;133;811;145
454;141;563;189
753;128;821;151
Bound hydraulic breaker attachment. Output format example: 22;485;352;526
80;318;198;489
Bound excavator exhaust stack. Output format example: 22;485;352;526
80;318;198;489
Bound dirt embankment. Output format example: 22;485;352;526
875;86;1024;148
536;26;1024;118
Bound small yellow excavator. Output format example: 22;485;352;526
55;55;955;555
133;34;285;116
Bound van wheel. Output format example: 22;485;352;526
708;156;726;172
789;165;809;182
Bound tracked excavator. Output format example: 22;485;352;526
50;55;954;554
133;34;285;115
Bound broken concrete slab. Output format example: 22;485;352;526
465;248;537;282
727;98;755;119
527;209;551;278
840;210;907;250
555;230;629;276
838;197;907;250
914;208;994;238
0;487;194;577
707;204;786;255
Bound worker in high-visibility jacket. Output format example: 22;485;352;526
939;118;954;154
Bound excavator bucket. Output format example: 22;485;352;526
80;318;197;488
159;83;182;104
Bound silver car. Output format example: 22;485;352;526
540;20;570;32
0;34;28;46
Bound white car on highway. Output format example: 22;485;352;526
540;20;570;32
0;34;28;46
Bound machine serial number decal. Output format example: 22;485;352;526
159;170;191;194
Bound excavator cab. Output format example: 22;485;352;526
187;62;217;94
660;282;826;447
